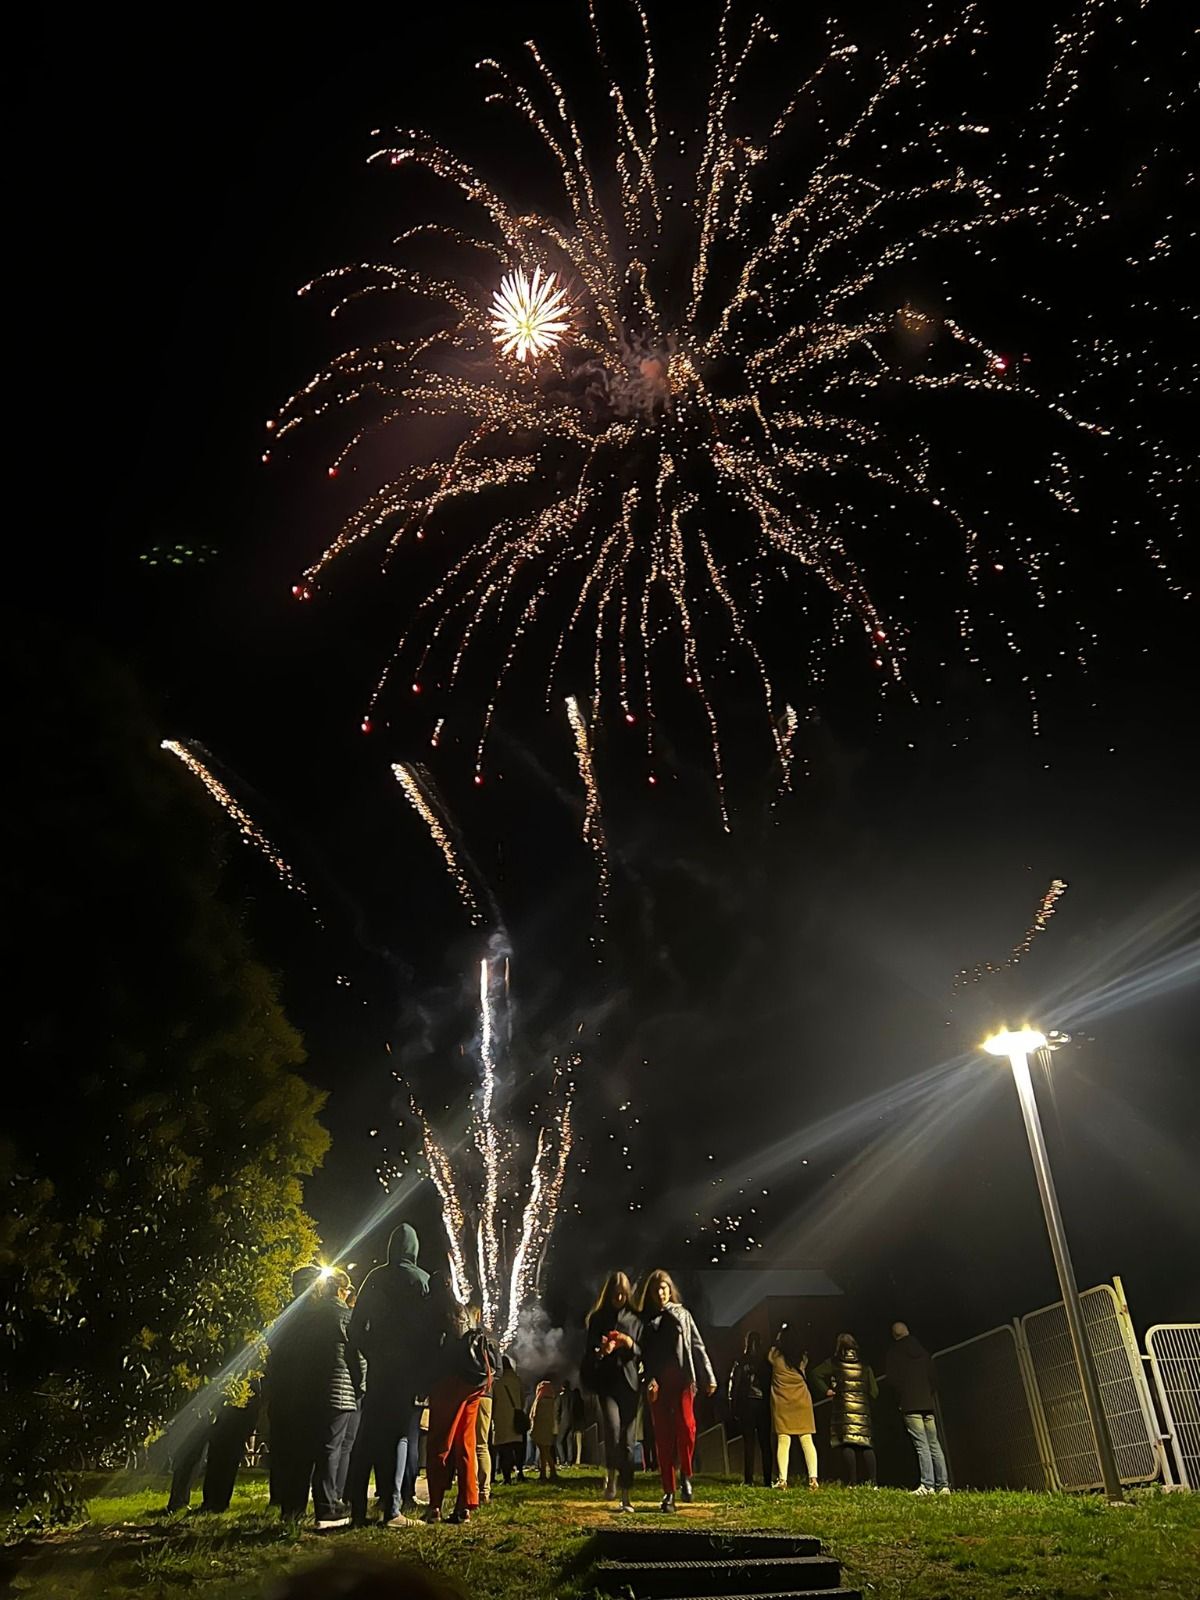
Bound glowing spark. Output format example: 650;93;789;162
565;695;610;932
490;267;571;363
161;740;318;918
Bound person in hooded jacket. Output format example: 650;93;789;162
887;1321;949;1494
637;1269;716;1513
811;1332;879;1486
582;1270;642;1510
727;1329;772;1488
345;1223;432;1526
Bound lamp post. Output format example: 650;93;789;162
982;1026;1124;1503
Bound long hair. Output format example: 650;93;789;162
777;1323;808;1373
637;1268;681;1313
743;1329;762;1356
589;1270;634;1321
835;1331;859;1359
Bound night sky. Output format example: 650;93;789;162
20;1;1197;1368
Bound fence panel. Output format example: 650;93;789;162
1020;1283;1159;1489
933;1325;1051;1489
1146;1323;1200;1490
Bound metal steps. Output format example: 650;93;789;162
585;1526;859;1599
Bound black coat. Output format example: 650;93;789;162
348;1223;432;1393
728;1353;770;1415
886;1334;937;1413
268;1297;343;1416
583;1305;642;1396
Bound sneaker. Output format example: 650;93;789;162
808;1479;820;1490
617;1500;636;1514
603;1481;617;1502
316;1515;352;1529
660;1491;676;1513
938;1486;952;1496
679;1478;693;1504
384;1513;416;1527
912;1485;934;1496
422;1508;442;1524
772;1479;787;1490
448;1505;472;1525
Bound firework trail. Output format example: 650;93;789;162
275;1;1186;819
954;877;1069;989
408;959;575;1344
565;694;610;930
392;761;496;926
161;739;320;920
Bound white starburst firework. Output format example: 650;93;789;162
490;267;571;363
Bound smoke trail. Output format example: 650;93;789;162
161;739;320;922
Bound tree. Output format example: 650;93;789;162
0;626;329;1523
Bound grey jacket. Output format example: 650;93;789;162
643;1302;716;1391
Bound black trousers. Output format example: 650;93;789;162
202;1405;256;1510
271;1404;326;1519
840;1443;877;1485
736;1403;773;1486
598;1385;639;1492
498;1440;524;1482
167;1403;255;1511
346;1392;418;1523
312;1407;358;1521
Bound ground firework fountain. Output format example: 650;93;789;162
408;958;575;1346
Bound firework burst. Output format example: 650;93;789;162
490;267;572;362
276;1;1186;822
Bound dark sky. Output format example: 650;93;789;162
20;2;1198;1362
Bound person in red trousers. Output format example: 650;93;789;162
423;1291;494;1524
637;1269;717;1513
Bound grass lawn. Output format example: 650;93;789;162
3;1469;1197;1600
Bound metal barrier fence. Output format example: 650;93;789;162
1145;1323;1200;1490
933;1324;1051;1489
1020;1282;1162;1489
934;1277;1171;1491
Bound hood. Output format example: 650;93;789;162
893;1335;928;1361
387;1222;420;1266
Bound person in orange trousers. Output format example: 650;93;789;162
424;1294;493;1524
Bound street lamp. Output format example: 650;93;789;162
982;1026;1125;1503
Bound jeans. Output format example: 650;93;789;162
598;1385;639;1492
904;1411;948;1489
347;1392;419;1523
313;1409;358;1521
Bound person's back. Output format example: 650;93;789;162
886;1330;936;1413
349;1223;432;1388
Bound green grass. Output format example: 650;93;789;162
3;1469;1197;1600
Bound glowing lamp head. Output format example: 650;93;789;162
490;267;571;363
982;1026;1048;1057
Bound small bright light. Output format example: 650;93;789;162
982;1026;1048;1056
490;267;571;363
319;1265;335;1279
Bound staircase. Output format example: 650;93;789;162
584;1526;862;1599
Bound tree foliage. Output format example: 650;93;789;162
0;629;329;1524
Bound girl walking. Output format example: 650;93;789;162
638;1269;716;1513
582;1270;642;1511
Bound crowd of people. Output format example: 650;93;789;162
167;1224;950;1527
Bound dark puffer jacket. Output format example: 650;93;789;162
813;1344;879;1447
328;1295;366;1411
